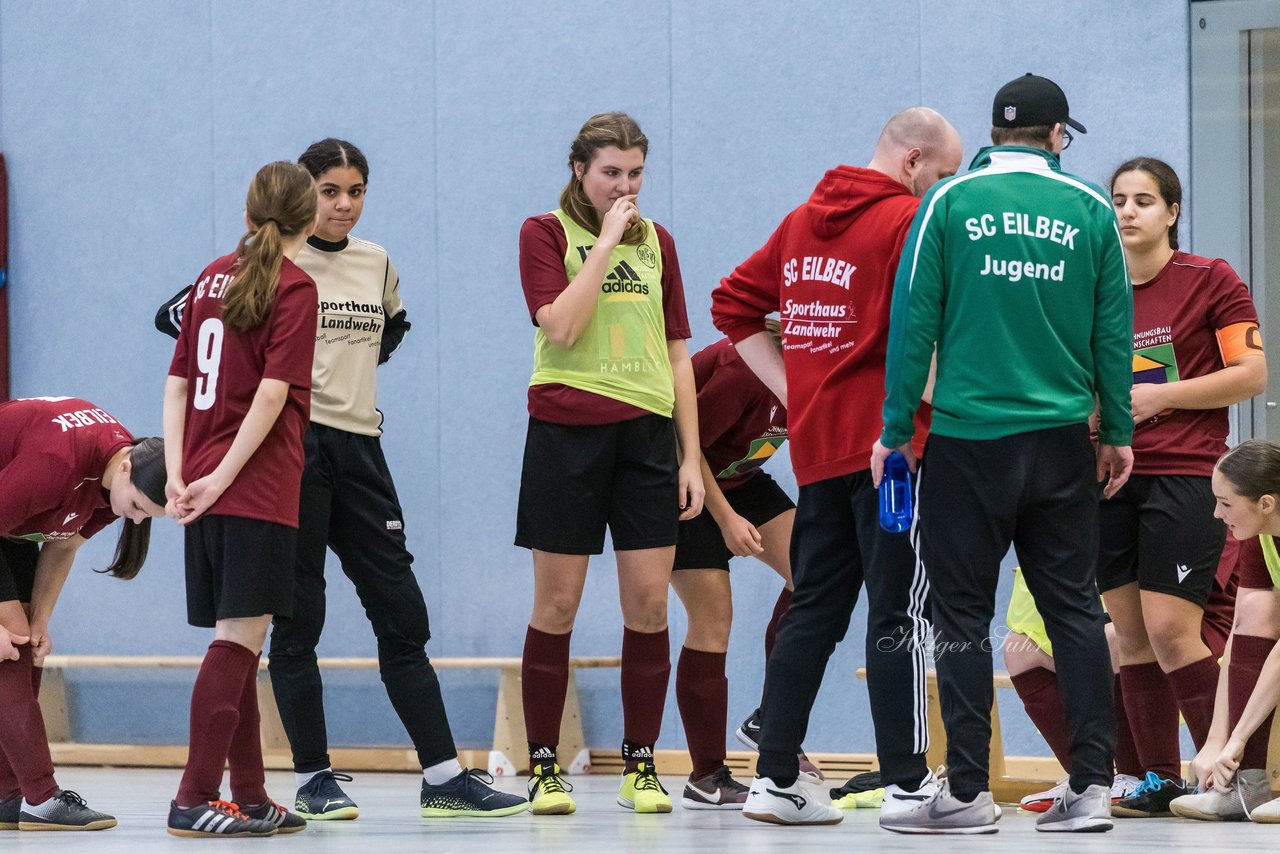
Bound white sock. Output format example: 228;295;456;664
422;759;464;786
295;767;330;789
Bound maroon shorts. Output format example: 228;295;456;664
1200;537;1240;659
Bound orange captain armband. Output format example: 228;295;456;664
1217;321;1264;365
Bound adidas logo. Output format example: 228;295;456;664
601;261;649;295
386;520;402;531
531;747;555;761
625;745;654;760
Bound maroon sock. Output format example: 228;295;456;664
0;664;49;800
0;646;57;803
175;640;257;807
1010;667;1073;772
1229;634;1278;769
1166;655;1220;751
764;588;792;664
1113;673;1142;777
621;627;670;771
522;626;571;770
1118;662;1181;782
676;647;727;780
227;654;268;805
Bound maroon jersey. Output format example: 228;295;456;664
693;338;787;491
168;252;317;527
519;214;691;425
0;397;132;541
1131;252;1260;476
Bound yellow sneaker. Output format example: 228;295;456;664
528;762;575;815
617;762;672;814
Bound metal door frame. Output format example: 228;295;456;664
1190;0;1280;440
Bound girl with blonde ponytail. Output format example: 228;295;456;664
161;161;320;837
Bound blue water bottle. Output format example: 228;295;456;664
879;452;913;533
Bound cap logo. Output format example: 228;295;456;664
1004;106;1016;121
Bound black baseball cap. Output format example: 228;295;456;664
992;73;1087;133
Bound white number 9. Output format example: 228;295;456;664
193;317;224;411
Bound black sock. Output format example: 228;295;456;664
622;740;655;774
528;743;557;773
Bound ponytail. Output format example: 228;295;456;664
97;437;167;581
223;161;317;331
101;518;151;581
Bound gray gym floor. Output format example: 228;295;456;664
9;768;1280;852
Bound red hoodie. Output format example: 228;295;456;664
711;166;929;485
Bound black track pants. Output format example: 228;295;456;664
756;471;931;789
268;423;456;773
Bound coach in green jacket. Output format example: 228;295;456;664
873;74;1134;835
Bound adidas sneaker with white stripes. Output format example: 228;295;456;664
166;800;278;837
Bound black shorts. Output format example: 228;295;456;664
0;540;38;604
515;414;678;555
185;515;297;628
1096;474;1224;606
673;472;796;571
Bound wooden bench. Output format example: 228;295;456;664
38;654;621;777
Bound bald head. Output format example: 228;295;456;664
868;107;964;197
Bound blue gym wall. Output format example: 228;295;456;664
0;1;1192;760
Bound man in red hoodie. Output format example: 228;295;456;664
713;108;962;826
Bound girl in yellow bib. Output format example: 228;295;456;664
1177;440;1280;821
515;113;703;815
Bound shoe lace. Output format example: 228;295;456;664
533;765;573;795
710;766;749;793
55;790;89;809
633;763;663;793
329;772;354;783
209;800;250;821
1131;771;1167;797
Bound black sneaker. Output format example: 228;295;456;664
830;770;883;800
0;793;21;830
1111;771;1186;818
682;765;749;810
18;790;116;831
735;709;762;751
295;771;358;821
240;798;306;833
420;769;529;817
167;800;277;837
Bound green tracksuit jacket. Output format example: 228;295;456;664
880;145;1133;448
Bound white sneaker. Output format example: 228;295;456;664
1111;773;1142;802
797;753;824;785
1235;769;1278;822
879;780;998;835
743;777;842;825
1170;786;1247;822
882;769;942;816
1019;779;1067;813
1035;784;1113;833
